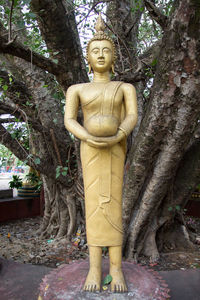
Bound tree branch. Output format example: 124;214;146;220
77;0;112;25
0;34;65;76
0;123;73;185
144;0;168;30
0;123;54;177
0;70;45;132
0;123;29;161
30;0;88;85
8;0;14;42
0;70;31;104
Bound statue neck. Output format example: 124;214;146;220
93;71;110;83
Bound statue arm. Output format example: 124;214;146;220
64;85;91;142
88;84;137;147
119;83;138;136
65;85;110;148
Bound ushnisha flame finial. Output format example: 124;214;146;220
95;12;105;33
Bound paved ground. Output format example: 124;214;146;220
0;258;200;300
160;269;200;300
0;258;51;300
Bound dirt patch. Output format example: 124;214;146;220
0;217;88;268
0;216;200;271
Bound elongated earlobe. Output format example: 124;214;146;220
111;64;115;75
88;63;92;74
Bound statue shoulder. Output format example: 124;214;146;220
66;83;89;95
110;81;136;92
120;82;136;92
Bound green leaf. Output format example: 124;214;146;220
151;58;157;67
168;206;173;212
22;0;31;4
52;59;58;64
34;157;41;165
56;172;60;179
28;12;36;19
175;205;181;211
3;85;8;91
14;0;19;7
17;20;25;29
62;171;67;176
102;274;112;285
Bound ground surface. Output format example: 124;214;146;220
0;216;200;272
1;257;200;300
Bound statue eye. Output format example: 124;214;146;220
103;48;110;53
92;49;99;54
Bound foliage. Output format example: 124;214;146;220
0;144;24;167
2;121;29;150
56;165;68;179
25;171;39;185
9;175;23;189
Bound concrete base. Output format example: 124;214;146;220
39;259;170;300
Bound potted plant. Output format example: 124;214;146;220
17;168;42;198
9;175;23;197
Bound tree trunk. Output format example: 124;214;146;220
123;0;200;260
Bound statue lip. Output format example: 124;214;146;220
97;60;105;64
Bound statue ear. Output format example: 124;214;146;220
111;64;115;75
88;63;92;74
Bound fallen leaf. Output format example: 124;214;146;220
103;274;112;285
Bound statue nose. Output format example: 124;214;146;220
99;49;104;58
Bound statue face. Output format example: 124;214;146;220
88;40;113;73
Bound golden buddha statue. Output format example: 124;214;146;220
64;13;137;293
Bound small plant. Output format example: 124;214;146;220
196;184;200;192
9;175;23;189
25;171;42;191
26;172;39;185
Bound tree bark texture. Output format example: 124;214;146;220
123;0;200;259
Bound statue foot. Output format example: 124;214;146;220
83;268;101;292
110;268;128;293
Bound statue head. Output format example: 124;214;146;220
86;13;116;74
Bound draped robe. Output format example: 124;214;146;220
81;82;126;246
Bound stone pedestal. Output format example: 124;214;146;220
38;259;170;300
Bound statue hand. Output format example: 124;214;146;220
86;139;108;148
92;129;125;146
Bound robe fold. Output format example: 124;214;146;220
81;140;126;246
